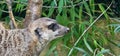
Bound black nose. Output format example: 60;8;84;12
65;28;69;33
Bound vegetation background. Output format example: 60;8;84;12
0;0;120;56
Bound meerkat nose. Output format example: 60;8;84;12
65;27;69;33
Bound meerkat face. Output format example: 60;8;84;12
29;17;69;41
47;21;69;40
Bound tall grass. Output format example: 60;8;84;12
0;0;119;56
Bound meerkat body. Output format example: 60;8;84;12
0;17;69;56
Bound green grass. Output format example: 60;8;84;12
0;0;120;56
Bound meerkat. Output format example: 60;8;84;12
0;17;69;56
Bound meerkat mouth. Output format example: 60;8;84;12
55;29;69;37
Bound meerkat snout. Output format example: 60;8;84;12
65;27;69;33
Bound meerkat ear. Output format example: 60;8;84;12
34;28;42;37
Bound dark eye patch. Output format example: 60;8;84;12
48;23;60;31
35;28;42;37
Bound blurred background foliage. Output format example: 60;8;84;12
0;0;120;56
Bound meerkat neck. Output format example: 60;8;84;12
35;36;50;55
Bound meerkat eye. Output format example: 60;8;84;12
48;23;60;31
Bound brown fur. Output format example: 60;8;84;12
0;17;69;56
0;22;5;29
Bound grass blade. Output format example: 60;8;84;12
96;49;110;56
58;0;64;13
84;37;93;53
67;1;113;56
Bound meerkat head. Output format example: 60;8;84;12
28;17;69;41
